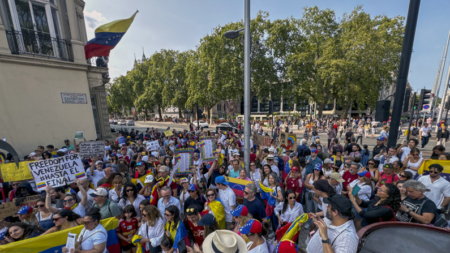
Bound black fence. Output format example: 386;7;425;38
5;29;73;62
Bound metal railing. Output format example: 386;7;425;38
5;30;73;62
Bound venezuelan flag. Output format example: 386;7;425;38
283;159;293;181
75;172;86;179
0;217;120;253
226;176;252;197
279;213;308;242
173;220;190;250
37;182;46;189
85;11;138;59
206;200;226;229
417;159;450;181
259;180;276;216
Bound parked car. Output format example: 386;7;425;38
126;120;135;126
195;120;209;129
118;120;126;125
216;123;238;134
113;119;119;124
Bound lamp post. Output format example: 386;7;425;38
224;0;251;174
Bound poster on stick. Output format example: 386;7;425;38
146;140;160;151
28;154;87;191
199;137;217;162
174;148;194;176
79;141;105;160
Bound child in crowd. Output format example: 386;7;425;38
116;205;139;253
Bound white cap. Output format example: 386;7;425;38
169;140;174;144
144;175;154;183
29;152;37;157
95;160;103;165
89;188;107;197
268;147;276;153
141;155;149;162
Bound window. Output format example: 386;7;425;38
4;0;70;60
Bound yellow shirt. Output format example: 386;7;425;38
165;221;177;243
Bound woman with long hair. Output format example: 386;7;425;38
139;205;164;253
275;190;304;242
35;197;54;230
109;177;124;203
331;149;344;171
5;222;44;242
7;181;21;202
164;206;188;250
99;172;123;189
163;156;173;171
284;166;303;202
231;205;253;243
349;183;401;228
42;209;82;235
118;183;146;217
261;164;273;187
347;171;373;231
403;147;423;177
239;219;269;253
267;172;283;230
397;181;408;201
362;158;380;188
45;179;87;217
203;188;226;229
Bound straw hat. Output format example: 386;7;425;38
202;230;248;253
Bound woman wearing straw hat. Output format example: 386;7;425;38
188;229;248;253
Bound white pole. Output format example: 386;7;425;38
436;63;450;130
435;30;450;130
243;0;251;174
431;47;445;111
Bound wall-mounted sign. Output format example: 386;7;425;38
61;93;87;104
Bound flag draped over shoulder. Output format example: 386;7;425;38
207;200;226;229
85;11;138;59
0;217;120;253
173;220;190;250
259;180;276;217
283;159;293;181
280;213;309;241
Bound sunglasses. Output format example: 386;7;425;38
288;197;296;200
126;189;134;192
63;199;74;203
399;174;406;177
53;217;62;222
429;170;440;174
12;183;19;186
36;204;45;208
207;194;215;197
243;191;249;195
368;163;375;165
164;213;172;217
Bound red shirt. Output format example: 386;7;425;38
286;177;303;201
342;171;359;193
187;217;205;247
116;218;139;246
379;172;399;185
118;154;131;164
250;153;256;162
157;176;177;195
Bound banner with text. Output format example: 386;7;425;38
79;141;105;160
0;195;42;219
199;137;217;163
254;135;272;148
146;140;160;151
28;154;87;191
0;161;33;182
174;148;194;176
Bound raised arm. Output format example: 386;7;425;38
44;186;60;214
75;178;87;207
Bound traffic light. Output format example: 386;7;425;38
403;89;411;112
197;109;203;119
418;89;432;111
268;100;273;114
306;104;310;114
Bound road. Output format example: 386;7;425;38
110;121;439;158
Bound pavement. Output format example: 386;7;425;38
111;121;439;157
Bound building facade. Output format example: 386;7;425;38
0;0;111;157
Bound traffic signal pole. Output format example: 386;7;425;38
388;0;421;149
436;64;450;130
407;91;417;141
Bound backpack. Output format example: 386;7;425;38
380;172;396;185
412;127;419;136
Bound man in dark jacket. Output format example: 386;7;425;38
297;139;309;157
436;124;449;147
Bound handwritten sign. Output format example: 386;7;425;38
28;154;87;191
146;140;160;151
254;135;272;148
174;148;194;176
199;137;216;162
0;162;33;182
164;130;173;137
80;141;105;160
0;195;42;219
0;202;16;219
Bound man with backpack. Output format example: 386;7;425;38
376;164;399;187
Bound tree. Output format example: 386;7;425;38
107;76;135;115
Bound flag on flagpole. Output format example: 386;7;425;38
85;11;138;59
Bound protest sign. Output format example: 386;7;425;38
28;154;87;191
0;202;16;219
199;137;217;162
74;131;83;139
0;195;42;219
0;161;33;182
174;148;194;176
146;140;160;151
117;136;126;144
254;135;271;147
79;141;105;160
164;130;173;137
288;134;297;151
279;132;289;148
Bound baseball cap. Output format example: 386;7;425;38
330;172;345;183
16;205;33;215
90;188;108;197
311;149;318;153
314;163;322;171
197;213;216;226
289;152;295;158
267;154;274;160
230;205;249;217
29;152;37;157
136;161;146;167
141;155;149;162
276;240;298;253
324;158;333;164
179;177;189;184
188;184;198;191
268;147;276;153
239;219;262;234
95;160;103;165
377;136;385;141
215;176;229;185
323;194;353;217
291;166;299;172
144;175;154;183
358;171;371;178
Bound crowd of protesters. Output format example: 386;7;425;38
0;118;449;253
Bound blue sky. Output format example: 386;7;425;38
84;0;450;95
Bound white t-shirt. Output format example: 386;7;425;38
247;237;270;253
271;165;280;177
218;186;236;222
77;224;108;253
349;180;372;201
400;146;422;162
89;170;105;188
418;175;450;208
274;202;304;223
118;194;146;217
420;127;432;137
406;157;423;177
78;188;95;213
108;188;122;204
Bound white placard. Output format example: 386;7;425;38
28;154;87;191
61;93;87;104
66;232;77;251
146;140;160;151
79;141;105;160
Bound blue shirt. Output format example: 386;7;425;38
305;156;323;176
243;197;267;222
157;196;182;221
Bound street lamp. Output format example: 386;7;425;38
223;0;251;174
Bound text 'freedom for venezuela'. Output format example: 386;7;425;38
28;154;83;185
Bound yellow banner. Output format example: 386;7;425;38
417;159;450;175
164;130;173;136
0;161;33;182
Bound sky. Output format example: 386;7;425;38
84;0;450;95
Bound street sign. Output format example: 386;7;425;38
423;104;430;110
301;111;306;117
